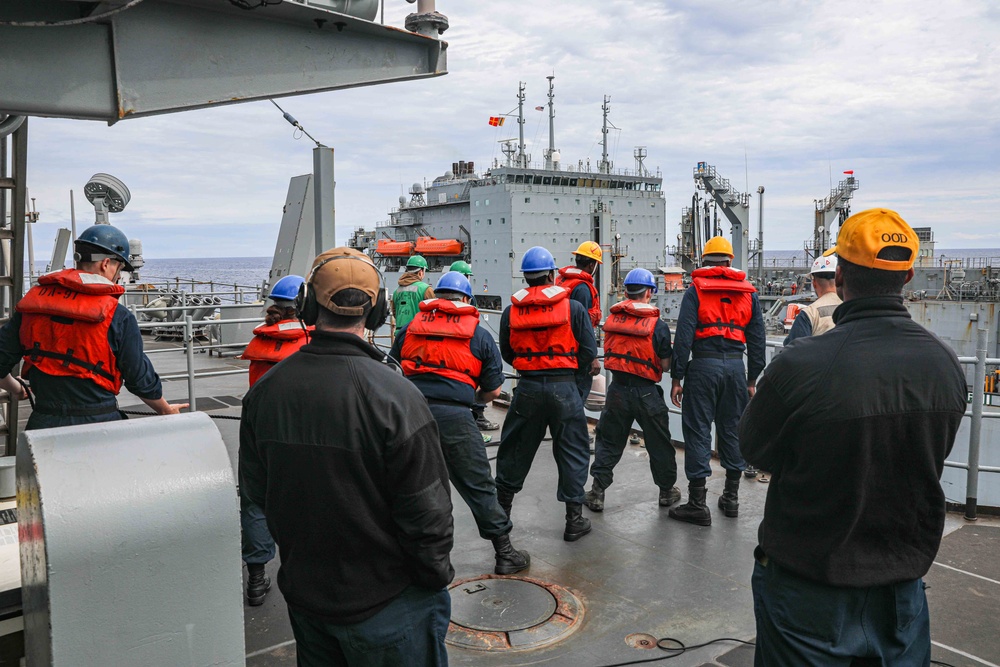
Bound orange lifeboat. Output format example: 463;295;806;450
415;237;465;256
375;239;415;257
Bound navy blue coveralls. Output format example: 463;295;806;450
671;287;766;480
496;299;598;504
390;323;511;539
591;319;678;492
0;307;163;430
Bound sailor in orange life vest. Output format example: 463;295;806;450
556;240;603;400
668;236;766;527
0;225;186;429
238;273;311;607
241;275;312;388
495;246;600;542
583;268;680;513
389;271;530;576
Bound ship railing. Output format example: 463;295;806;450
128;278;262;304
135;312;264;413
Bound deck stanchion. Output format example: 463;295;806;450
185;315;197;412
966;327;987;521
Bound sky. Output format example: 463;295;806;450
9;0;1000;259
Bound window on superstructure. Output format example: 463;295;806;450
476;200;480;207
628;201;633;207
555;218;559;225
488;219;492;225
525;197;531;203
485;199;490;206
501;218;506;224
554;198;559;204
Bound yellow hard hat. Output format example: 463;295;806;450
702;236;734;258
572;240;604;264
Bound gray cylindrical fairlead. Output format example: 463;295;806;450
17;413;243;665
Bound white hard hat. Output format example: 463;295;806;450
810;254;838;275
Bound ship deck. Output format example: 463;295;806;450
23;336;995;667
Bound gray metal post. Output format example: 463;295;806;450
69;189;77;241
185;315;197;413
757;186;765;286
966;326;987;521
313;145;335;254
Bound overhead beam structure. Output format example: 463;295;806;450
0;0;448;123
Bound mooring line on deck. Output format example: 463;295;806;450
931;640;1000;667
245;639;296;660
932;561;1000;586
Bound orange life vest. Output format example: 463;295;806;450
603;300;662;382
242;319;312;387
556;267;601;327
16;269;125;393
400;299;482;388
508;286;579;372
691;266;755;343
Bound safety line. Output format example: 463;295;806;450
931;641;1000;667
245;639;296;660
932;561;1000;586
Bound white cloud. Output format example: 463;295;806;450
11;0;1000;258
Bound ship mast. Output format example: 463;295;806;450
600;96;611;174
544;75;559;170
517;82;528;168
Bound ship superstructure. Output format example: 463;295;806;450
350;78;669;317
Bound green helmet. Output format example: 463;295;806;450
406;255;428;270
449;260;473;276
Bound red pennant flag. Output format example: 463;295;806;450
843;170;854;175
534;106;545;111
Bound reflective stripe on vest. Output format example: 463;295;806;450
603;300;662;382
803;292;842;337
556;266;601;327
691;266;755;344
241;319;311;368
509;285;579;371
16;269;124;393
401;299;482;388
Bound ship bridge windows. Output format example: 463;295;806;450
533;175;543;185
542;177;552;185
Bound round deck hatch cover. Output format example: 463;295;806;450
449;578;557;632
446;575;584;652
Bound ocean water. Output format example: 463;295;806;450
28;256;272;292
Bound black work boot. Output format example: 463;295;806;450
246;563;271;606
658;486;681;507
668;484;712;526
563;502;592;541
492;534;530;575
583;479;606;512
719;476;740;518
497;489;515;520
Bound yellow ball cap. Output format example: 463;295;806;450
834;208;918;271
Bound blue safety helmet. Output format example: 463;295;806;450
624;268;657;293
75;224;134;271
520;246;557;273
436;271;473;298
269;275;305;303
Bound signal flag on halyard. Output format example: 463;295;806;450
488;116;505;127
844;170;854;175
535;106;545;111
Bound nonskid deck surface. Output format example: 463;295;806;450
128;339;999;667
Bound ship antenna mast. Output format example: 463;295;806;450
600;96;612;174
517;82;527;168
544;75;558;170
